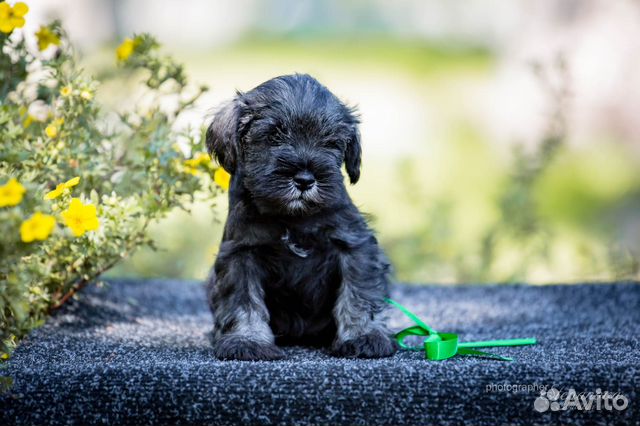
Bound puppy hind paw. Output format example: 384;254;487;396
331;330;398;359
213;337;285;361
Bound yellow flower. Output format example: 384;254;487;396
183;165;199;176
20;212;56;243
80;90;93;101
0;178;26;207
60;85;72;97
44;117;64;139
61;198;99;237
45;124;58;138
23;114;34;128
194;152;211;165
35;25;60;51
0;2;28;34
116;37;138;62
184;152;211;167
44;176;80;200
214;168;231;191
193;152;210;165
183;152;211;175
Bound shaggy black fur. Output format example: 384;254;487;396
206;74;397;360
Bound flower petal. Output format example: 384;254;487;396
68;223;86;237
20;225;35;243
85;217;100;231
44;184;64;200
10;16;25;29
0;22;13;34
12;2;29;17
214;168;231;190
64;176;80;188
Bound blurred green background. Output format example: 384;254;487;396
26;0;640;284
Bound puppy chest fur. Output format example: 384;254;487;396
262;223;343;345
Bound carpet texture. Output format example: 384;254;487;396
1;279;639;426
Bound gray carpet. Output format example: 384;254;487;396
1;279;639;426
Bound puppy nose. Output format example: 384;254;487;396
293;171;316;191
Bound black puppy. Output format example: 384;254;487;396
206;74;397;360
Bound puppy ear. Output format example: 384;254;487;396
206;97;243;174
344;107;362;184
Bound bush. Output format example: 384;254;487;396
386;58;640;283
0;4;227;359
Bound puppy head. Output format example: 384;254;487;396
207;74;361;215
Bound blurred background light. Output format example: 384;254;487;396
23;0;640;283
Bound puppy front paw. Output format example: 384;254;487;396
331;330;398;359
213;336;285;361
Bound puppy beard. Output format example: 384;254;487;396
281;182;322;215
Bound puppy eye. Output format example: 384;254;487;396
268;125;288;146
268;136;283;146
